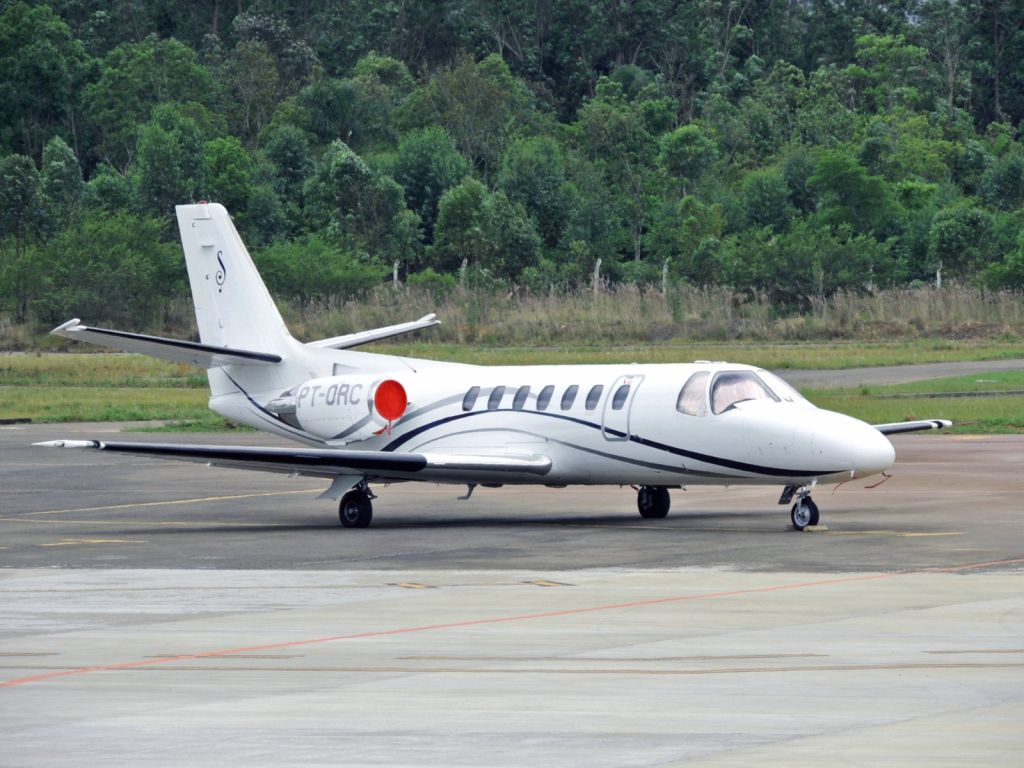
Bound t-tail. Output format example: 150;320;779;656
177;203;293;360
50;202;440;420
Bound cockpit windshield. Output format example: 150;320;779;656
755;370;807;404
710;371;780;414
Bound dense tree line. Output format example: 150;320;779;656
2;0;1024;329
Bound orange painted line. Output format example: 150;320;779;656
2;557;1022;690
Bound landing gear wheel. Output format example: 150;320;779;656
637;486;671;519
790;497;819;530
339;489;373;528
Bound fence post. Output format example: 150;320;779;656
592;258;602;297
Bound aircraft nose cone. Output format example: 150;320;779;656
808;412;896;479
851;424;896;478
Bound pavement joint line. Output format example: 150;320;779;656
2;555;1023;691
2;662;1023;676
20;488;324;517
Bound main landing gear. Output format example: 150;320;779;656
637;485;671;519
780;485;819;530
339;483;375;528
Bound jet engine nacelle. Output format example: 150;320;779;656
277;375;410;443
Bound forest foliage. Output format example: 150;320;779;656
3;0;1024;333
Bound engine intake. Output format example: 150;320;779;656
268;375;410;442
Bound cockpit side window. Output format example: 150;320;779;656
676;371;709;416
710;371;780;414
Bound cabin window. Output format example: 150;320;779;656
676;372;709;416
488;386;506;410
710;371;779;415
513;385;530;410
560;385;579;410
536;385;554;411
462;386;480;411
585;384;604;410
611;384;630;410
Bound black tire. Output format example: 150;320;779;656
790;497;820;530
339;490;373;528
637;486;671;519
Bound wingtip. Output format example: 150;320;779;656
33;440;100;449
51;318;82;335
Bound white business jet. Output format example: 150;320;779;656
38;203;951;530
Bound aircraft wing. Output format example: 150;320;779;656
873;419;953;435
308;314;440;350
34;439;552;481
50;320;281;368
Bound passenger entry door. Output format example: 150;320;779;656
602;374;644;440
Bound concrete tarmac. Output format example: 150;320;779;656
1;422;1023;765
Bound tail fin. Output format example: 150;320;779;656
176;203;292;356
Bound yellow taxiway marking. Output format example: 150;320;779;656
39;538;146;547
390;582;434;590
525;579;573;587
2;518;295;527
826;530;962;538
22;488;322;517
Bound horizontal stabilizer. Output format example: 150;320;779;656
873;419;953;435
34;439;552;481
308;314;440;350
50;320;281;368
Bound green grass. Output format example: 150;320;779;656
365;339;1024;369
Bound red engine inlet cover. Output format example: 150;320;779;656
374;379;408;421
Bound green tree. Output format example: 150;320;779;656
204;136;253;214
0;154;45;321
927;201;996;282
40;136;83;232
979;153;1024;211
32;211;181;327
659;124;716;196
82;37;218;170
808;150;901;236
80;164;134;215
303;140;418;260
0;2;90;157
253;235;387;307
431;177;541;280
577;77;661;261
411;54;532;179
496;136;570;247
261;124;312;202
741;169;792;232
135;105;206;220
391;126;469;242
226;41;280;143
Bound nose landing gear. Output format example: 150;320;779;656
780;484;820;530
790;496;819;530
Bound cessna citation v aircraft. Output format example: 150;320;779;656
38;203;951;530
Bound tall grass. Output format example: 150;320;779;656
283;284;1024;346
7;284;1024;351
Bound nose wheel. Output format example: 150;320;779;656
790;496;819;530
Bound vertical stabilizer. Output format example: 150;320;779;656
176;203;291;355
